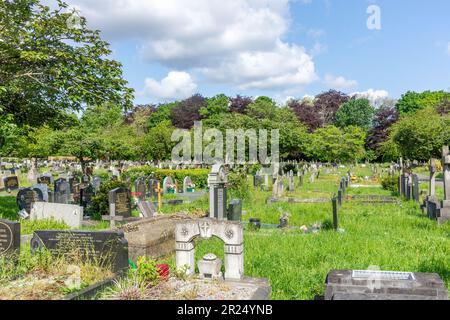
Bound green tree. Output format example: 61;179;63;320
387;108;450;161
396;91;450;115
335;98;375;130
200;94;230;118
143;120;176;160
148;102;177;129
0;0;133;128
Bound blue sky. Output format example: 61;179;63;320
61;0;450;105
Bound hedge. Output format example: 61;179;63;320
122;166;210;189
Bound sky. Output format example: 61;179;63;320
54;0;450;105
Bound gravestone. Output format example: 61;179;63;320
183;176;194;193
324;270;448;300
33;184;49;202
17;188;39;214
0;219;20;256
332;196;338;230
72;183;81;204
429;159;437;197
68;176;80;194
30;230;128;273
137;201;156;218
148;179;159;199
288;170;295;192
92;176;103;194
227;199;242;221
109;187;132;218
80;184;94;210
162;176;176;194
37;173;53;186
30;202;83;229
134;177;146;201
175;218;244;280
208;164;228;220
412;174;420;203
3;176;19;191
54;178;70;204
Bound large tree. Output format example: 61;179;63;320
335;98;375;130
396;91;450;115
171;94;206;129
0;0;133;128
366;105;399;156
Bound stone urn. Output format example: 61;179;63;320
198;253;223;280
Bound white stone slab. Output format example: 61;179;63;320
30;202;83;229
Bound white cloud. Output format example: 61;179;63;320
202;40;318;90
323;74;358;90
64;0;318;91
351;89;390;106
143;71;197;101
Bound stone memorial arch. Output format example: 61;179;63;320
175;218;244;280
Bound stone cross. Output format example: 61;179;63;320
443;146;450;205
102;201;124;229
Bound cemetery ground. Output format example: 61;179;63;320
1;165;450;300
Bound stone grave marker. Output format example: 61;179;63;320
54;178;70;204
3;176;19;191
137;201;157;218
33;184;49;202
134;177;146;201
148;179;159;199
183;176;194;193
208;164;228;220
30;202;83;229
0;219;20;257
227;199;242;221
162;176;176;194
80;184;94;209
16;188;39;214
30;230;129;273
92;176;103;194
288;170;295;192
324;270;448;300
37;173;53;186
109;187;131;218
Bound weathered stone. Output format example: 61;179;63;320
30;202;83;229
324;270;448;300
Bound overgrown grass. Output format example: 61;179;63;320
157;165;450;300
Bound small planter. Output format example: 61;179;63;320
187;187;195;193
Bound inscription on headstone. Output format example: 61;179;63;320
0;219;20;256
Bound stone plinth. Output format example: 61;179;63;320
122;215;192;262
325;270;448;300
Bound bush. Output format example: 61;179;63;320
381;175;399;194
89;180;129;220
122;166;209;189
227;168;251;201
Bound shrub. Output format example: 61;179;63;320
227;168;251;201
89;180;129;220
122;166;209;189
381;175;399;194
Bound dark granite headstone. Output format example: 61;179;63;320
109;188;131;218
0;219;20;256
33;184;48;202
54;178;70;204
80;184;94;209
227;199;242;221
17;188;39;213
3;176;19;191
30;230;128;273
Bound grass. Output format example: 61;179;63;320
156;165;450;300
3;164;450;300
0;243;114;300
